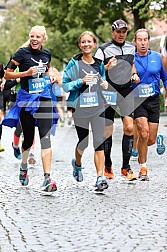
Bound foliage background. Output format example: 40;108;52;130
0;0;166;70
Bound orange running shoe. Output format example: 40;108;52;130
138;167;149;181
121;166;137;181
104;166;114;179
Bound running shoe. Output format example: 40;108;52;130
72;158;83;182
41;177;57;192
19;164;29;186
95;176;108;191
156;134;166;155
67;117;72;125
138;167;149;181
121;166;137;181
0;145;5;152
28;153;36;165
60;118;65;127
12;142;22;160
104;166;114;179
131;148;138;157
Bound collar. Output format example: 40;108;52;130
112;39;125;47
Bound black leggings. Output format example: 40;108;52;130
20;98;52;150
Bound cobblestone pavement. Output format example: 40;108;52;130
0;116;167;252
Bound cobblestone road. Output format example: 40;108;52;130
0;116;167;252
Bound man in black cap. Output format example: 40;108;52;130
95;19;140;181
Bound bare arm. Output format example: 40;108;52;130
4;59;38;79
161;55;167;72
48;66;62;86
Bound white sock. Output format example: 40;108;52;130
13;143;19;149
140;163;147;168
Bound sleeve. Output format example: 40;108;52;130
62;60;83;93
94;48;105;61
4;79;18;90
12;48;25;64
99;61;106;80
0;63;4;78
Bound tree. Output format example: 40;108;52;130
39;0;166;67
0;0;44;65
1;0;64;69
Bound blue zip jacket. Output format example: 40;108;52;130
2;85;59;135
133;50;167;95
62;53;106;108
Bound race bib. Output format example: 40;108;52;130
135;83;155;97
80;91;99;107
102;91;117;105
28;77;50;94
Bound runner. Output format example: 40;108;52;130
95;19;140;181
51;81;65;127
62;31;109;191
160;35;167;72
4;68;36;163
0;63;5;152
3;25;61;192
133;28;167;181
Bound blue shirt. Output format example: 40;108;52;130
133;49;167;95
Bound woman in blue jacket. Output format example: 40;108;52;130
62;31;109;191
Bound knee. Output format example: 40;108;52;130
22;140;33;151
124;124;133;135
104;124;114;138
41;136;51;149
77;139;88;151
138;129;149;142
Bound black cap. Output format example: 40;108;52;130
111;19;128;31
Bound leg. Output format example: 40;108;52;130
132;120;139;155
121;116;136;180
37;98;57;192
147;122;159;146
37;98;52;175
135;117;149;164
56;99;65;127
12;124;22;159
20;108;35;164
72;117;89;182
94;150;105;177
19;107;35;186
122;116;134;168
91;115;108;190
102;105;115;178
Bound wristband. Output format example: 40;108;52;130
132;73;139;77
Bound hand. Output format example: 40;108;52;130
16;78;20;83
27;66;38;77
100;79;108;89
82;73;94;84
105;56;117;70
0;79;6;90
50;75;57;84
131;73;140;84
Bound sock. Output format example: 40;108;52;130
14;133;20;147
44;173;50;179
140;163;147;168
122;134;133;168
21;163;27;170
75;162;81;167
104;136;112;167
